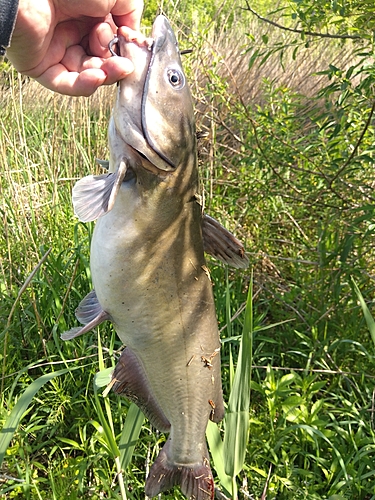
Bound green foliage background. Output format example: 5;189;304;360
1;0;375;498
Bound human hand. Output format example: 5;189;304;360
6;0;144;96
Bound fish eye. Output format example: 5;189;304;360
166;68;185;89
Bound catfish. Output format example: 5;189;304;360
63;15;248;500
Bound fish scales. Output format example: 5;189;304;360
63;14;249;500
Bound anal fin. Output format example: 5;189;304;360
112;348;171;433
61;290;110;340
202;214;249;269
72;160;127;222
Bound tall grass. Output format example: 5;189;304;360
2;2;375;498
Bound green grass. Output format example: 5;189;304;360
2;2;375;499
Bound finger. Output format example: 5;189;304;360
117;25;153;47
89;22;117;58
99;55;135;83
36;57;134;97
112;0;144;30
36;65;106;96
61;45;134;75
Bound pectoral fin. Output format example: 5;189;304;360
61;290;110;340
202;214;249;269
72;160;127;222
112;348;171;433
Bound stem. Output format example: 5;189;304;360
2;247;51;394
232;476;238;500
115;456;127;500
243;0;361;40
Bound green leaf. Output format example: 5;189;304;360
94;367;113;389
278;372;297;389
351;277;375;347
223;271;253;478
224;410;250;475
119;403;145;471
92;330;119;459
0;369;69;468
58;437;84;450
206;421;232;496
248;48;260;70
92;391;120;458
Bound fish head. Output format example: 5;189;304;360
110;15;196;176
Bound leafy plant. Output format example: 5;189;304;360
207;271;254;499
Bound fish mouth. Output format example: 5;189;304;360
133;148;170;177
140;15;182;171
149;15;177;55
114;15;193;176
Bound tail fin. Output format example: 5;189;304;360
145;440;214;500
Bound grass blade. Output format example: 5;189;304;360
223;270;253;479
351;277;375;347
206;421;232;496
119;403;145;471
0;369;69;467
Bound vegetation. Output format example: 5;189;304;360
1;0;375;498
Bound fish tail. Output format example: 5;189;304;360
145;439;214;500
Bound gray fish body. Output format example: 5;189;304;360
91;164;222;461
91;16;223;499
65;13;248;498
